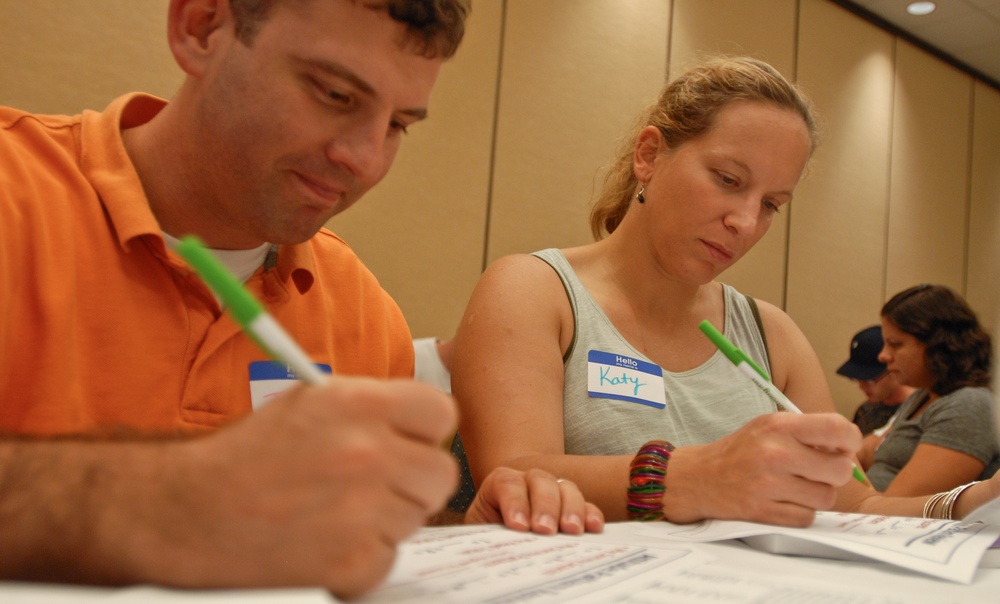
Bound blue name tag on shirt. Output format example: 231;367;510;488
249;360;332;410
587;350;666;409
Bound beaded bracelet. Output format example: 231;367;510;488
626;439;674;521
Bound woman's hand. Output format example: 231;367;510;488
465;467;605;535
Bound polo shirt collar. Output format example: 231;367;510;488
82;93;163;250
81;93;317;295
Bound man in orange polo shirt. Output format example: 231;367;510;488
0;0;602;597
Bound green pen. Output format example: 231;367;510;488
177;235;329;387
699;320;774;392
699;320;867;484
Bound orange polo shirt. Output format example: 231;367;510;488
0;94;414;436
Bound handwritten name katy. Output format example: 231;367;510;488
599;367;646;395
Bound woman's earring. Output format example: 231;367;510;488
636;184;646;204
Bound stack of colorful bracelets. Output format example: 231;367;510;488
627;441;982;522
922;481;980;520
626;439;674;521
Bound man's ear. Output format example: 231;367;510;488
632;125;665;183
167;0;236;77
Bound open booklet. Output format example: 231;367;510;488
962;491;1000;568
357;524;932;603
638;494;1000;584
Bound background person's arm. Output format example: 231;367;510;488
878;390;995;496
857;431;886;469
837;471;1000;519
880;444;986;496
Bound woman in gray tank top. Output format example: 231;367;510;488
453;57;1000;527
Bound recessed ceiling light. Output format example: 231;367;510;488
907;2;936;16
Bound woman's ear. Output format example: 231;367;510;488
633;126;665;183
167;0;236;77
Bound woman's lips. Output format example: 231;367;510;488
702;239;735;262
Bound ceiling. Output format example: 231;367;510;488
835;0;1000;88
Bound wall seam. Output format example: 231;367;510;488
665;0;673;80
784;0;803;311
881;36;897;304
481;0;508;273
962;80;976;296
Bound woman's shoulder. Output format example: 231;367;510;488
483;250;564;281
733;290;799;343
474;250;573;305
925;388;995;424
941;386;995;406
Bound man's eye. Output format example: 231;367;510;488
327;90;350;104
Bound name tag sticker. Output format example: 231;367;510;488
587;350;666;409
249;360;332;410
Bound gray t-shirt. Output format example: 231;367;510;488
867;386;1000;491
532;248;776;456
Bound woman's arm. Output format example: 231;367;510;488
453;254;636;518
875;389;994;496
857;432;886;469
455;266;864;525
880;444;986;496
838;472;1000;519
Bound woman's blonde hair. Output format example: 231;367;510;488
590;56;820;240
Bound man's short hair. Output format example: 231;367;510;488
230;0;470;59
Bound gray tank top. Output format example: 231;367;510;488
533;248;777;455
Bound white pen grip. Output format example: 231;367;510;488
249;314;328;386
736;362;803;414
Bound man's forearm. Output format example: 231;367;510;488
0;437;184;584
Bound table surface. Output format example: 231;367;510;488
3;521;999;603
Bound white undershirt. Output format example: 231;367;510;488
162;232;272;305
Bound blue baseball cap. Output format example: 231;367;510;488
836;325;887;381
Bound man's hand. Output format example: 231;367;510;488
0;378;461;600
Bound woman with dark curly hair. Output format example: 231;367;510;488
864;284;998;494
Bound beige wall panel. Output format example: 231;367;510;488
670;0;797;76
486;0;671;263
885;42;972;298
329;3;503;339
791;0;894;417
967;82;1000;334
669;0;798;306
0;1;181;113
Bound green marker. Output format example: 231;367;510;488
699;320;773;387
699;320;867;484
177;235;328;387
